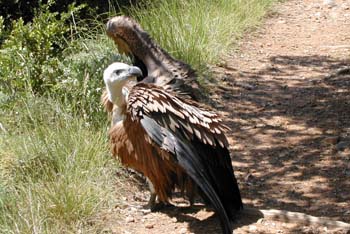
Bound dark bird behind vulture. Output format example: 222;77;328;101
103;62;243;234
106;15;203;100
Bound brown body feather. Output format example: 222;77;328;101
109;114;192;202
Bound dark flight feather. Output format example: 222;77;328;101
126;83;243;234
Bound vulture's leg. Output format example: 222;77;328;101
184;178;197;207
142;178;160;211
143;178;173;211
187;185;197;207
146;179;157;210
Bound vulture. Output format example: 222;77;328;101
105;15;203;100
103;62;243;234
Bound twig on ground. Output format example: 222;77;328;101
241;207;350;231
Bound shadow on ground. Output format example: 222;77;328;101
154;203;261;234
212;54;350;225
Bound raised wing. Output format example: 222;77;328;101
106;16;202;100
128;83;229;147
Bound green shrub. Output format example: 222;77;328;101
0;1;121;123
0;2;82;94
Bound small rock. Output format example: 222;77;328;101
145;223;154;229
171;217;178;223
141;209;151;215
314;4;321;9
315;12;322;19
341;3;349;10
257;218;264;224
125;217;135;223
325;129;336;134
323;0;336;8
249;225;257;231
220;76;229;82
179;227;187;234
255;123;265;128
244;173;254;182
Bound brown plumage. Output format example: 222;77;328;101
106;15;203;100
103;62;243;234
109;113;190;202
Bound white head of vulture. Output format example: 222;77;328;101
104;62;142;106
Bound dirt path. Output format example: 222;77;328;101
102;0;350;233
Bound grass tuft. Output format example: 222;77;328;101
125;0;278;74
0;96;117;234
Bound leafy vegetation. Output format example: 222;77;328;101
0;2;120;122
0;0;278;232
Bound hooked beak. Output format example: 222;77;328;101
127;66;143;78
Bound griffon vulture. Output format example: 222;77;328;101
102;15;211;206
103;62;243;234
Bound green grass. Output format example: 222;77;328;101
0;0;280;233
0;96;117;234
125;0;279;73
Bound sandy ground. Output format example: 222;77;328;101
99;0;350;233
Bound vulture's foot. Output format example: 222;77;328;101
149;201;174;212
187;186;197;207
142;193;174;211
145;192;157;210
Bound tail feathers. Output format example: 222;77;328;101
194;139;243;221
174;141;233;234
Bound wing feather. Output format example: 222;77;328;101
127;83;243;234
128;83;228;148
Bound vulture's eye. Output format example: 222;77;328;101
114;70;123;75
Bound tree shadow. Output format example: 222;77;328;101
156;202;261;234
213;54;350;227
